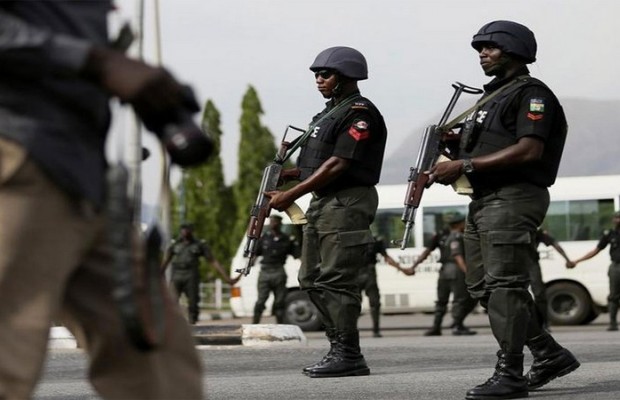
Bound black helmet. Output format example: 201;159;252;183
471;20;537;63
446;212;466;225
309;46;368;80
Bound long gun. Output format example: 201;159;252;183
396;82;483;250
236;126;307;276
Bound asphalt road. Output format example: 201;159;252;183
34;312;620;400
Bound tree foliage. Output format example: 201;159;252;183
232;85;278;243
168;86;279;283
173;100;235;281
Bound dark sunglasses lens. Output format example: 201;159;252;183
315;70;334;79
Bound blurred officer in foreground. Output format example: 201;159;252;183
252;215;300;324
359;236;402;337
162;223;238;324
404;213;478;336
571;211;620;331
267;46;387;378
430;20;579;399
0;3;212;399
531;227;575;330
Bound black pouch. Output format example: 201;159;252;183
460;118;481;153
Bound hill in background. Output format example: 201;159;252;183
380;98;620;184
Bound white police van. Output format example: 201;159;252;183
230;175;620;331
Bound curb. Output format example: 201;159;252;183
48;324;307;349
48;326;78;349
199;311;235;321
193;324;307;346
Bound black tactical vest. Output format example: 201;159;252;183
297;95;386;193
460;76;567;190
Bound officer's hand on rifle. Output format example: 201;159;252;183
265;190;295;212
428;159;464;185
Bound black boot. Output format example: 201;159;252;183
306;331;370;378
371;308;382;337
608;302;618;331
525;332;580;390
302;328;338;374
465;351;528;400
274;309;285;325
424;312;443;336
452;322;477;336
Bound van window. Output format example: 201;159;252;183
542;199;614;241
422;206;468;246
372;209;407;248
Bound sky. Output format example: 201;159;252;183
111;0;620;205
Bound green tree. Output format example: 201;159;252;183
233;85;278;243
174;100;235;281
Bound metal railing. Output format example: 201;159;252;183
198;279;231;310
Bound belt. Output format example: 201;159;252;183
312;184;371;199
470;187;497;200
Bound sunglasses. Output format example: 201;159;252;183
314;69;335;79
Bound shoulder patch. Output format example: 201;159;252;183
527;98;545;121
529;98;545;112
348;120;370;141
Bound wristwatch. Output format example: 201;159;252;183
462;158;475;174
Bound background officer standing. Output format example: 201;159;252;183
532;227;575;330
430;20;579;399
571;211;620;331
266;46;387;378
161;223;238;324
403;213;478;336
359;236;402;337
252;215;300;324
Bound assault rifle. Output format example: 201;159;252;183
395;82;482;250
107;163;165;351
236;126;308;276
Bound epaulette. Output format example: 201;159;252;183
351;100;369;111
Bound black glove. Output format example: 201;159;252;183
83;47;213;167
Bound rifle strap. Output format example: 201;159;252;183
282;92;362;162
441;75;529;131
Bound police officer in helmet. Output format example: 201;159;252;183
267;46;387;378
430;21;579;399
572;211;620;331
161;223;238;324
252;215;299;324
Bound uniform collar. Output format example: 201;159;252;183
483;66;530;93
326;90;361;109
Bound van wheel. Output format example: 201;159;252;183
547;282;591;326
580;307;601;325
283;290;322;331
